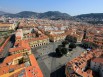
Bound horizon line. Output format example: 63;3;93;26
1;10;103;16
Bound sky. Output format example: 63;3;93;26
0;0;103;16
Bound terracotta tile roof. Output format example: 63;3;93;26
0;53;43;77
9;40;31;53
25;35;49;42
2;54;44;77
50;33;66;37
3;53;23;64
0;53;25;76
92;58;103;63
66;49;103;77
0;64;25;76
29;54;43;77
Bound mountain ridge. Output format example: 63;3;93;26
1;11;103;24
0;11;72;20
75;13;103;24
0;11;8;15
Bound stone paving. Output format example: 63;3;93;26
32;41;86;77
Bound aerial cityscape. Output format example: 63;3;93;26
0;0;103;77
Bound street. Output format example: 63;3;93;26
0;34;15;62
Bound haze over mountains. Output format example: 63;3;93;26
0;11;9;15
0;11;72;20
0;11;103;24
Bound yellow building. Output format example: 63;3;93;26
0;53;44;77
28;35;49;48
15;29;23;41
9;40;31;55
49;33;66;42
0;53;24;77
0;23;16;31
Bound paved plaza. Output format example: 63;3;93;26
32;41;86;77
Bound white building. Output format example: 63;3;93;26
15;29;23;41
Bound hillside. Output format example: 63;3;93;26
1;11;103;24
0;11;72;20
0;11;8;15
75;13;103;24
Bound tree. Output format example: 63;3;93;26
58;45;63;49
66;35;77;43
62;40;69;47
69;43;76;49
55;48;63;56
56;48;60;53
61;48;68;54
69;48;72;51
82;41;98;49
